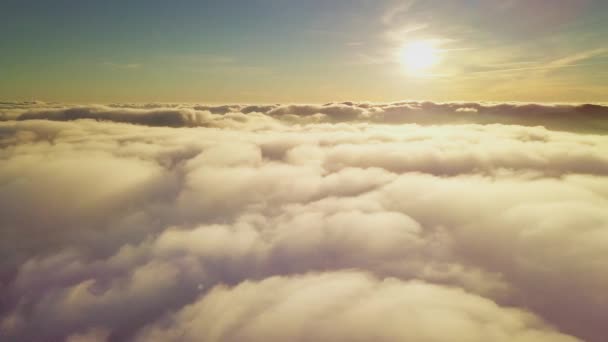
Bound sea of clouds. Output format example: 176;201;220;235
1;101;607;341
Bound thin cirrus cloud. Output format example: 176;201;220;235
1;102;608;341
102;62;142;70
369;0;608;100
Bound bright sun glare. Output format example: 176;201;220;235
400;40;441;75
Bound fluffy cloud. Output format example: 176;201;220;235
1;102;607;341
135;272;579;342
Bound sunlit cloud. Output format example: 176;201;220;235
1;102;608;341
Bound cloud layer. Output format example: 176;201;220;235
4;101;608;133
1;102;607;341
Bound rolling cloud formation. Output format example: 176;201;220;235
1;101;607;341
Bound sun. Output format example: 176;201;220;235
400;40;441;75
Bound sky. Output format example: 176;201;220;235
1;0;608;103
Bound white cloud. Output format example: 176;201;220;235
1;102;607;341
135;272;580;342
